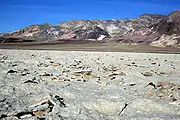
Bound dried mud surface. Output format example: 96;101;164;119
0;49;180;120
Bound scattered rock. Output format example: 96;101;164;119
73;70;92;76
129;83;136;86
159;72;166;75
102;65;118;72
12;64;17;67
6;70;17;74
145;81;180;104
40;72;52;76
146;82;156;89
119;72;126;76
107;73;119;77
24;77;39;84
0;94;66;119
142;72;153;77
119;103;128;115
110;76;116;80
37;63;49;67
107;72;126;77
24;80;39;84
20;69;30;76
147;92;153;97
155;82;180;101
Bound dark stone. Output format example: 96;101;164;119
142;72;153;77
6;70;17;74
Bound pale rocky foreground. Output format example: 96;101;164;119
0;49;180;120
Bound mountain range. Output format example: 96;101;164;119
0;10;180;47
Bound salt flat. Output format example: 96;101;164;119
0;49;180;120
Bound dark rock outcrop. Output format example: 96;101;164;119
151;10;180;47
157;10;180;35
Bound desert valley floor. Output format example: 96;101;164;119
0;48;180;120
0;42;180;54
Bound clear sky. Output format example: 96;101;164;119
0;0;179;33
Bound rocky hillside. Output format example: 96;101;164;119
1;10;180;47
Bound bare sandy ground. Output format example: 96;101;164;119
0;49;180;120
0;41;180;53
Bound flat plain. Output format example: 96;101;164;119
0;41;180;53
0;44;180;119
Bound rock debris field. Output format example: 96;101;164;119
0;49;180;120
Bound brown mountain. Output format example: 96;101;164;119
1;10;180;47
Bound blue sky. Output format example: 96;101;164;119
0;0;179;33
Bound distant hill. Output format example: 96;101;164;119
1;10;180;47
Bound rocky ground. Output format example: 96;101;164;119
0;49;180;120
